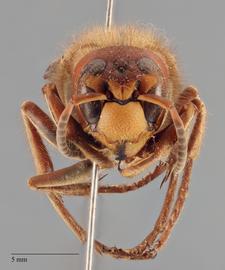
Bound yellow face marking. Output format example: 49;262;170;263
139;75;158;93
108;80;137;100
84;75;105;93
86;102;151;157
97;102;147;142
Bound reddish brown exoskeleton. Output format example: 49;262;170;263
21;26;206;260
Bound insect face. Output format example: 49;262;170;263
22;24;206;260
72;46;168;159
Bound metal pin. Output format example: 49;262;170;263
85;162;99;270
84;2;114;269
105;0;114;29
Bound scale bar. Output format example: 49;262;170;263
11;253;79;256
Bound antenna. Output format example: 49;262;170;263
85;2;114;270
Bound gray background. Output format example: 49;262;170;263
1;0;225;269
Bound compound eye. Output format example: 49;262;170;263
82;59;106;76
143;102;162;125
137;57;158;74
143;85;163;127
79;86;102;124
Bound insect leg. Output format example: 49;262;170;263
34;161;167;195
21;101;88;242
104;160;192;260
175;86;198;112
21;101;56;173
187;98;206;160
125;97;206;260
42;83;63;125
152;159;193;253
93;171;178;260
47;193;87;242
28;160;92;189
154;97;206;252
